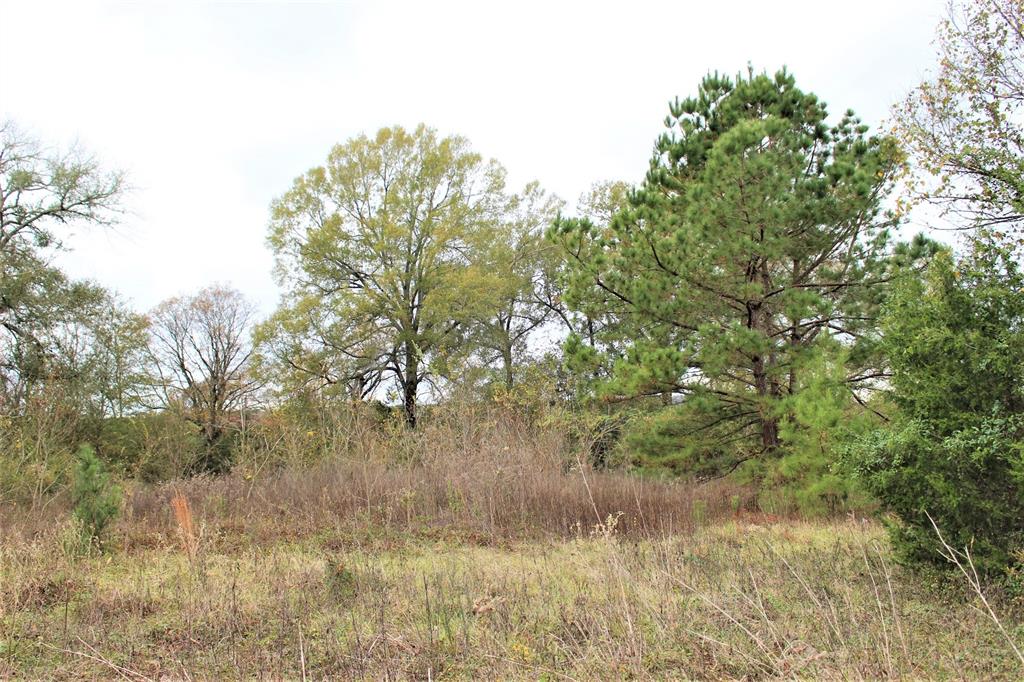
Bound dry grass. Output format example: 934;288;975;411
2;519;1021;679
169;490;199;566
1;408;1021;679
120;408;754;552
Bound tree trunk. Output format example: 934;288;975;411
752;351;780;454
760;414;780;452
203;422;221;448
403;350;418;428
403;381;417;428
749;283;781;454
502;343;514;390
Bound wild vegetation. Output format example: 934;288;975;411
2;0;1024;678
2;413;1022;679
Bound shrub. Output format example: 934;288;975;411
846;240;1024;575
543;407;632;470
0;392;80;505
71;444;122;548
136;412;206;482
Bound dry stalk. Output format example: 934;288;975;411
170;490;199;565
927;512;1024;667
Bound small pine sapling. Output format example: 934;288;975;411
71;444;122;549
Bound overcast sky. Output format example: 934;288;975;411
1;0;944;316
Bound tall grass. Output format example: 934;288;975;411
124;405;753;549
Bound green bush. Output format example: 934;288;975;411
71;444;122;548
94;416;148;474
846;240;1024;575
135;412;205;482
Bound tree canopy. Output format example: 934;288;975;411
551;69;912;476
261;125;517;426
895;0;1024;241
0;121;130;412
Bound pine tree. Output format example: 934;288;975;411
72;444;122;547
550;69;915;477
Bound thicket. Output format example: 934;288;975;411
846;239;1024;574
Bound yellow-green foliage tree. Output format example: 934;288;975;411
261;125;512;426
465;181;564;390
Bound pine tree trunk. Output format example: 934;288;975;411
750;274;781;454
760;415;780;452
752;352;780;454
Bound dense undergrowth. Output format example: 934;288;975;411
2;411;1022;680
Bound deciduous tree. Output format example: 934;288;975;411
149;285;258;474
0;121;126;408
895;0;1024;240
467;182;564;389
262;125;507;426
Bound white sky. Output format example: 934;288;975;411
1;0;944;316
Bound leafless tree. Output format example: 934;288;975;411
149;285;260;474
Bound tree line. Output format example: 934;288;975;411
2;0;1023;577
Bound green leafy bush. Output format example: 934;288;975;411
846;240;1024;575
71;444;122;548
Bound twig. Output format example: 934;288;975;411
860;542;894;676
298;623;307;682
927;512;1024;667
40;639;153;682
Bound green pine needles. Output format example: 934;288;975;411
72;444;122;549
549;68;928;508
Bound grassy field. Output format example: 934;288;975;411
2;414;1022;679
3;506;1023;678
